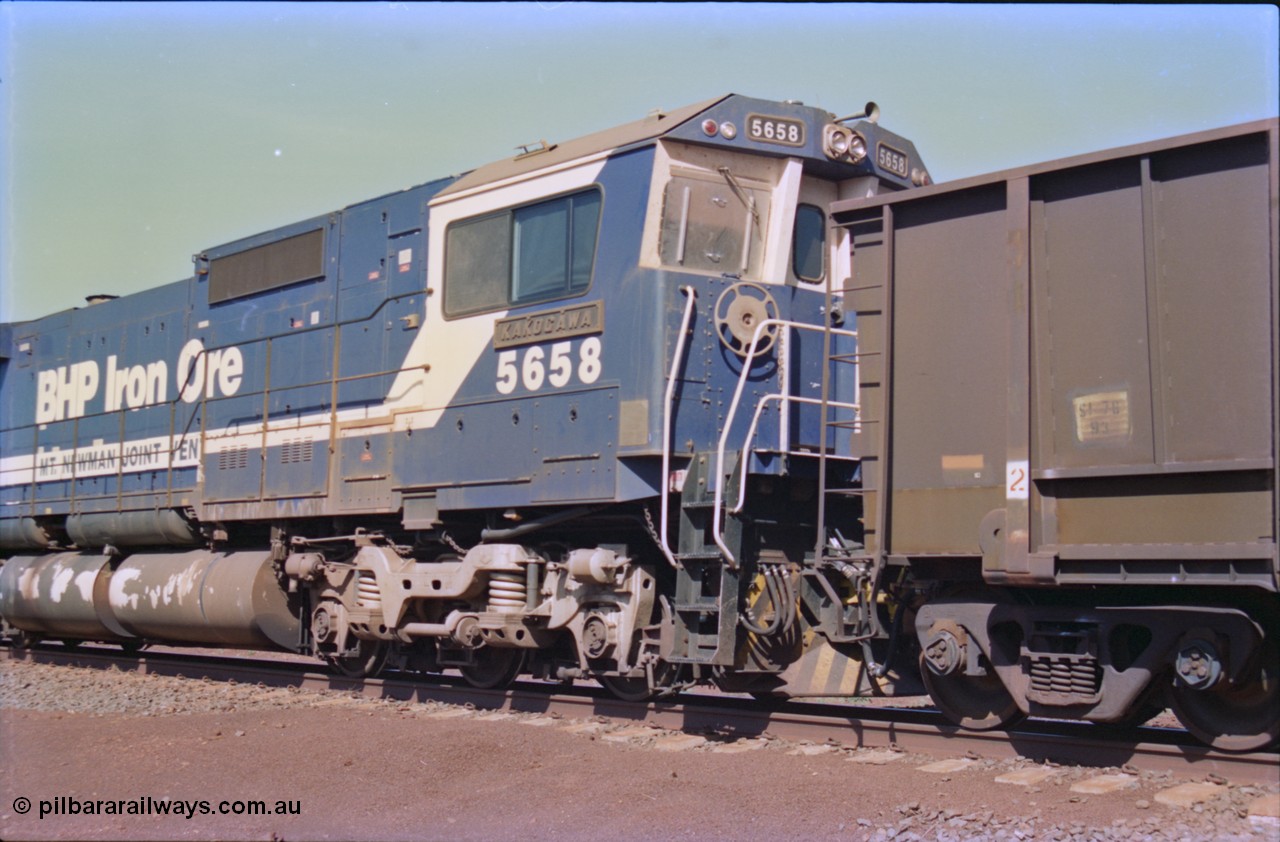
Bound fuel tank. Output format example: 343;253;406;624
0;552;131;641
0;549;300;650
107;550;300;649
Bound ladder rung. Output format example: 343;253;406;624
752;448;861;463
827;418;880;429
820;554;872;564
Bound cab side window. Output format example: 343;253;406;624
514;191;600;304
792;203;826;283
445;188;601;317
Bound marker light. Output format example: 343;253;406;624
720;122;737;140
701;119;719;137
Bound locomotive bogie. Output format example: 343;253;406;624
275;535;664;688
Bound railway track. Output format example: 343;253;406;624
3;642;1277;786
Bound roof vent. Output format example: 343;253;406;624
85;294;118;306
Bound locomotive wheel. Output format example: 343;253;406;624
1168;636;1280;752
327;639;392;679
599;675;654;702
599;662;683;702
119;639;146;657
459;647;525;690
919;651;1024;731
711;666;785;697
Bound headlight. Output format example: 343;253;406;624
823;125;868;164
847;131;867;163
823;125;853;160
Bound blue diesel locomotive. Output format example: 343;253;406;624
3;97;1276;751
0;95;923;698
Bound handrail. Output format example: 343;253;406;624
712;318;858;568
658;286;697;568
729;393;861;515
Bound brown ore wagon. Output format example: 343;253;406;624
830;118;1279;751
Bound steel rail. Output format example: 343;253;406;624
3;643;1276;785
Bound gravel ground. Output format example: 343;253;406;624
1;659;1277;842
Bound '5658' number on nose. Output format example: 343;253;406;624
496;337;602;394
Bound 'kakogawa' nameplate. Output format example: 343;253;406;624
493;301;603;349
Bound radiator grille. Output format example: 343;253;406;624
209;228;325;304
280;438;313;464
217;445;250;471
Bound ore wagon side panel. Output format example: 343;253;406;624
883;185;1012;556
1034;132;1275;556
834;120;1278;588
1152;137;1274;465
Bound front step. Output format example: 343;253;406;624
665;559;738;665
663;453;740;666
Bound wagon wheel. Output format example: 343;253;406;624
459;647;525;690
919;650;1025;731
1106;684;1167;728
1168;634;1280;752
327;639;393;679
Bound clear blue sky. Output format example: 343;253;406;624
1;2;1276;323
